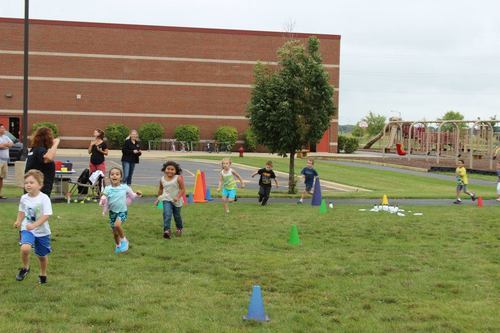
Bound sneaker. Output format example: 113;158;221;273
175;229;183;237
453;200;462;204
120;238;129;252
225;209;230;214
114;244;122;254
163;229;171;239
38;275;47;284
16;267;30;281
234;196;238;202
297;200;303;204
471;193;476;201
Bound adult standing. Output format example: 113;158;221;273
121;129;141;185
88;129;108;174
25;127;60;197
0;123;14;199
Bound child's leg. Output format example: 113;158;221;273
38;256;48;276
20;244;31;268
163;201;173;231
262;186;271;205
172;205;183;230
113;219;125;245
456;186;461;200
222;197;229;212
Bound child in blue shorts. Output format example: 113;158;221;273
14;170;53;284
217;158;245;213
101;167;142;253
298;158;319;204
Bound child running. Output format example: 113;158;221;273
251;160;278;206
101;167;142;253
14;170;52;284
154;161;186;239
454;159;476;204
298;158;319;204
217;158;245;213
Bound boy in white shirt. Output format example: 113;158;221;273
14;170;53;284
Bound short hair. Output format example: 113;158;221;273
307;158;315;164
108;167;123;178
266;160;273;166
24;169;44;186
458;159;465;164
95;129;105;140
31;127;54;149
161;160;182;175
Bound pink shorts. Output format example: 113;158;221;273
89;162;106;174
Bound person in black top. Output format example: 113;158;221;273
88;129;108;174
251;160;279;206
121;129;141;185
24;127;60;197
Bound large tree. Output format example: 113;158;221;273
247;37;335;193
440;110;465;132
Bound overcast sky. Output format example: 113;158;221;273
2;0;499;124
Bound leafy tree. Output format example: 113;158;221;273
214;126;238;147
32;122;59;138
351;125;365;138
105;123;129;149
243;128;257;151
363;112;386;136
247;37;335;193
174;125;200;143
440;110;466;132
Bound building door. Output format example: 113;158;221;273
9;117;20;138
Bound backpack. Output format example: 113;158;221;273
77;168;91;194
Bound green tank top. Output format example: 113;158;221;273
221;169;237;190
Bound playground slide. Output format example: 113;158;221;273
386;126;398;149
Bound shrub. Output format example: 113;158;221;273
214;126;238;147
243;128;257;152
174;125;200;144
139;123;164;143
338;135;359;154
32;122;59;138
105;123;130;149
351;126;365;138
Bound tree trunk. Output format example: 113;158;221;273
288;150;295;194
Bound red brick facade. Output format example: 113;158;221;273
0;18;340;151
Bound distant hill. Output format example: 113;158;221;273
339;125;355;134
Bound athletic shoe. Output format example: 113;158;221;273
114;245;122;254
163;230;171;239
120;238;129;252
234;196;238;202
16;267;30;281
38;275;47;284
175;229;183;237
297;200;303;204
453;200;462;204
471;193;476;201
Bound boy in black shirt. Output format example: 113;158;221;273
251;161;279;206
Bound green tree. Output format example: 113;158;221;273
440;110;465;132
363;112;386;136
174;125;200;143
351;125;365;138
247;37;335;193
32;122;59;138
105;123;129;149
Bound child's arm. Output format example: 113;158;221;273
232;170;245;188
174;176;186;203
274;178;279;188
217;174;223;192
13;211;25;228
251;170;259;178
154;181;164;206
25;215;50;231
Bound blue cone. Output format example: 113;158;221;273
311;178;322;206
243;285;270;322
206;187;214;201
187;193;194;204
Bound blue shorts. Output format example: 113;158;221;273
20;230;52;257
109;211;128;228
456;184;468;192
305;182;314;192
222;188;237;199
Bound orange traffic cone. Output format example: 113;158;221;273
477;196;483;208
193;170;207;203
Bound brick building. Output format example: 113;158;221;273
0;18;340;152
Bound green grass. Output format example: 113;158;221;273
431;171;498;182
1;202;499;332
183;156;496;199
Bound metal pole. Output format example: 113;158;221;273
21;0;29;160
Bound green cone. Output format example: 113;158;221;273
319;199;328;214
157;201;163;209
288;224;300;245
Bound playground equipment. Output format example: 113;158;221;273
378;119;498;170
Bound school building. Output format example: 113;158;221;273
0;17;340;152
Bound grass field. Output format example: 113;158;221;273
184;156;497;199
1;201;499;332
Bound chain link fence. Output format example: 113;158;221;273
148;140;234;153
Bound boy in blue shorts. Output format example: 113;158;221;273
298;158;318;204
14;170;53;284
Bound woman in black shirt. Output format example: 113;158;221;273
88;129;108;174
24;127;60;197
121;129;141;185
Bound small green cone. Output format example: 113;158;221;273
288;224;300;245
157;201;163;209
319;199;328;214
